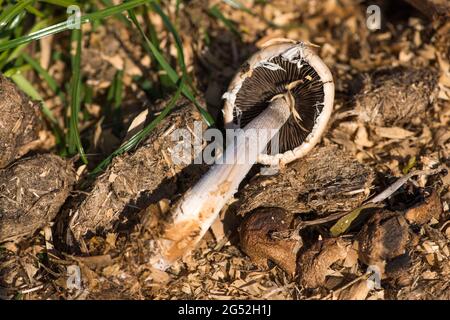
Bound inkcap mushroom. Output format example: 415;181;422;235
150;39;334;270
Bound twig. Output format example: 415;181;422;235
20;285;44;294
367;166;444;204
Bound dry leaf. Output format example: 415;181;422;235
405;190;442;225
374;127;415;139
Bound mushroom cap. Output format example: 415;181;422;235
222;40;334;166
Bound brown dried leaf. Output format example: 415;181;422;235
374;127;415;139
405;190;442;225
337;279;371;300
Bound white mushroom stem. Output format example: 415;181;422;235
150;94;292;270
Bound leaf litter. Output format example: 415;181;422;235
0;0;450;300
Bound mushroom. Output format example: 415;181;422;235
150;40;334;270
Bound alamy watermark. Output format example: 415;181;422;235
366;265;382;290
66;265;82;290
366;5;381;30
67;5;81;30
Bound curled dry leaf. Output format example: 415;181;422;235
336;279;372;300
297;238;350;289
354;125;373;148
148;267;171;284
239;207;299;276
0;154;76;242
374;127;415;140
445;225;450;239
405;190;443;225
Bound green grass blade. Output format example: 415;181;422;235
40;0;79;7
0;20;69;52
330;203;379;237
8;70;66;149
175;0;181;17
402;156;416;174
142;5;160;50
67;28;87;163
82;0;151;23
208;5;241;38
3;64;31;76
0;0;34;30
8;72;57;123
128;11;176;79
100;0;132;27
150;2;187;76
128;9;215;126
0;0;152;52
21;52;67;128
0;50;9;65
109;69;124;134
25;5;45;18
90;78;185;176
21;52;62;96
113;69;124;109
0;17;54;69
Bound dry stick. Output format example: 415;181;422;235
366;167;444;204
150;94;292;270
19;285;44;294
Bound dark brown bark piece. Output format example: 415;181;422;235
0;74;43;169
238;144;374;216
355;67;439;126
0;154;76;242
239;207;299;276
64;99;209;242
357;210;410;275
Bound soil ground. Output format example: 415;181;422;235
0;0;449;300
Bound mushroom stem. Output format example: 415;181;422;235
150;94;292;270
